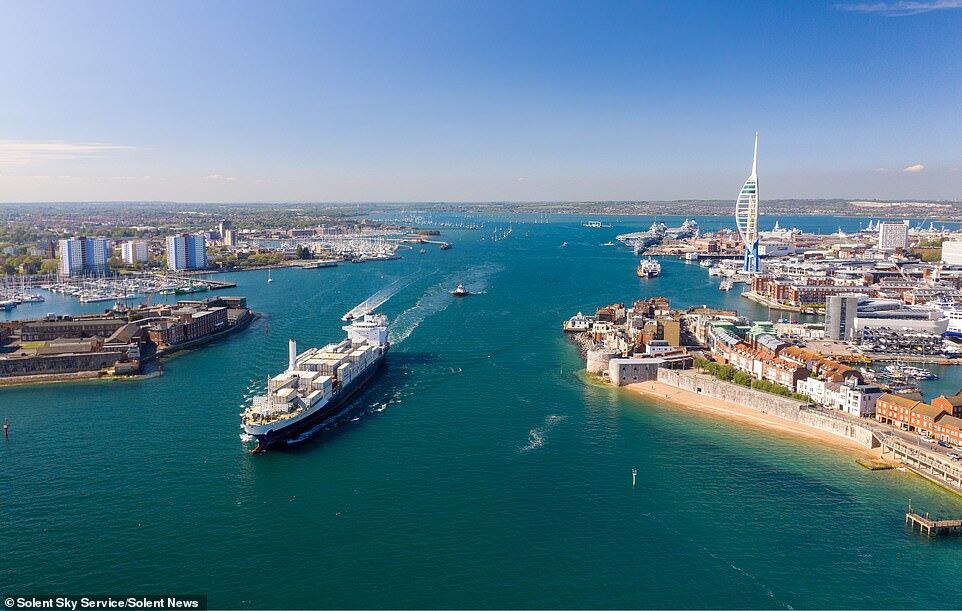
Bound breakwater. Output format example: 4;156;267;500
656;368;879;448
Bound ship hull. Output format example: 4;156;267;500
248;354;386;452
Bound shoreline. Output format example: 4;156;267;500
0;313;259;390
625;379;879;459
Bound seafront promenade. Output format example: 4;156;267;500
634;368;962;496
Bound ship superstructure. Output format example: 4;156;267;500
242;313;389;452
636;258;662;278
616;222;668;254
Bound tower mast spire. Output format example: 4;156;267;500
751;131;758;176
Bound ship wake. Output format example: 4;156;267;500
389;263;501;345
343;275;417;321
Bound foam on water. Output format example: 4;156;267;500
344;274;418;320
520;414;567;452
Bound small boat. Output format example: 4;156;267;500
268;268;273;283
560;242;568;248
451;283;470;297
601;241;615;247
419;248;427;254
719;279;734;291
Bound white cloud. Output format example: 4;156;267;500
205;173;236;182
0;139;134;166
835;0;962;16
902;163;925;173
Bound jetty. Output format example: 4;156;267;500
905;504;962;537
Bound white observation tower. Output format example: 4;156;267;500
735;133;760;273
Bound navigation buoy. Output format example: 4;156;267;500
632;467;637;487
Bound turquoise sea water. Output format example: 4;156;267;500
2;215;962;609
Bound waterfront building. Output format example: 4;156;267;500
218;218;232;239
835;379;884;417
824;294;862;340
121;240;148;265
147;305;227;346
852;298;949;335
758;241;793;257
166;234;208;270
734;133;760;273
58;236;111;276
942;240;962;266
875;393;962;445
877;221;909;251
562;312;593;332
223;228;238;247
875;393;958;434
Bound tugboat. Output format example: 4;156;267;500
451;283;471;297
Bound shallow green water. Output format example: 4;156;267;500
2;215;961;609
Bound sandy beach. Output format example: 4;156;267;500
626;380;879;458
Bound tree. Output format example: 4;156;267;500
732;371;753;387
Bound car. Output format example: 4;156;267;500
938;440;950;448
920;435;936;443
948;453;960;460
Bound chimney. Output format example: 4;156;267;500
288;338;297;372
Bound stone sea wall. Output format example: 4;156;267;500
656;368;878;448
656;368;807;420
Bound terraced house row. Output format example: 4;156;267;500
876;391;962;445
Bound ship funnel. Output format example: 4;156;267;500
288;338;297;372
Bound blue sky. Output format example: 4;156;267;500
0;0;960;202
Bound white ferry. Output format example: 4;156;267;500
636;258;662;278
927;296;962;338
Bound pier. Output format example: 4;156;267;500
905;506;962;537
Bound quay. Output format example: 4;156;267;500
865;353;961;366
905;507;962;537
879;435;962;494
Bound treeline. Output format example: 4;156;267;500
693;357;811;402
0;254;59;276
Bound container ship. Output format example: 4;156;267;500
242;313;389;453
